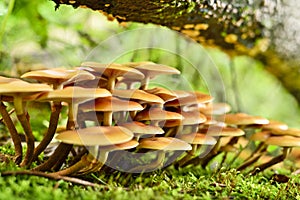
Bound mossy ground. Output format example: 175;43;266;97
0;143;300;200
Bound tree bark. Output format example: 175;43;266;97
51;0;300;103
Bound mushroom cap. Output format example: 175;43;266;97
36;86;111;103
165;91;213;107
164;111;207;127
177;133;217;145
198;126;245;137
262;120;289;131
134;108;183;121
0;76;20;84
265;136;300;147
55;126;133;146
224;113;269;125
271;128;300;137
138;137;192;151
145;87;178;102
21;68;95;86
81;62;145;80
124;62;180;78
79;96;143;112
119;121;164;136
102;140;139;151
199;102;231;115
113;89;164;104
249;131;272;142
0;80;52;97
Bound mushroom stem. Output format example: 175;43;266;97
129;150;165;173
139;75;150;90
177;144;198;167
0;102;22;164
103;111;113;126
107;77;116;92
13;96;34;167
32;102;62;162
251;147;291;175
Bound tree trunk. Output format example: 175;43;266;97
51;0;300;103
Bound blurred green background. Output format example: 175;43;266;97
1;0;299;129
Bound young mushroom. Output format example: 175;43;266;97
129;137;192;173
0;80;52;167
251;135;300;175
80;62;144;91
51;126;135;176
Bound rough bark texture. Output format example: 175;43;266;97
51;0;300;103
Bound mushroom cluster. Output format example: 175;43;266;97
0;62;299;176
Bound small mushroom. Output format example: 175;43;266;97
80;62;144;91
145;87;178;102
223;113;269;127
251;135;300;175
176;133;217;167
124;61;180;90
199;102;231;115
0;80;52;167
51;126;135;176
129;137;191;173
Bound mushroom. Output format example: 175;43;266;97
182;126;244;168
251;135;300;175
129;137;191;173
34;86;111;171
124;61;180;90
80;62;144;91
119;121;164;141
145;87;178;102
50;126;135;176
199;102;231;115
176;133;217;167
0;80;52;167
223;113;269;127
79;96;143;126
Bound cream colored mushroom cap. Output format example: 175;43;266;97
199;126;245;137
224;113;269;125
271;128;300;137
81;62;145;80
177;133;217;145
249;131;272;142
0;80;52;96
0;76;20;83
80;96;143;112
200;102;231;115
138;137;192;151
165;91;213;107
113;89;164;104
265;136;300;147
55;126;133;146
164;111;206;127
145;87;178;102
21;68;95;86
102;140;139;151
119;121;164;135
262;120;289;131
134;108;183;121
125;62;180;77
36;86;111;103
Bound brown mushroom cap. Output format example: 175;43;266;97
81;62;145;80
102;140;139;151
21;68;95;87
224;113;269;125
0;80;52;97
0;76;20;84
271;128;300;137
36;86;111;103
55;126;133;146
249;131;272;142
119;121;164;136
165;91;213;107
79;96;143;112
138;137;192;151
265;136;300;147
164;111;207;127
177;133;217;145
145;87;178;102
125;62;181;78
134;108;183;121
198;126;245;137
199;102;231;115
261;120;289;131
113;89;164;104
